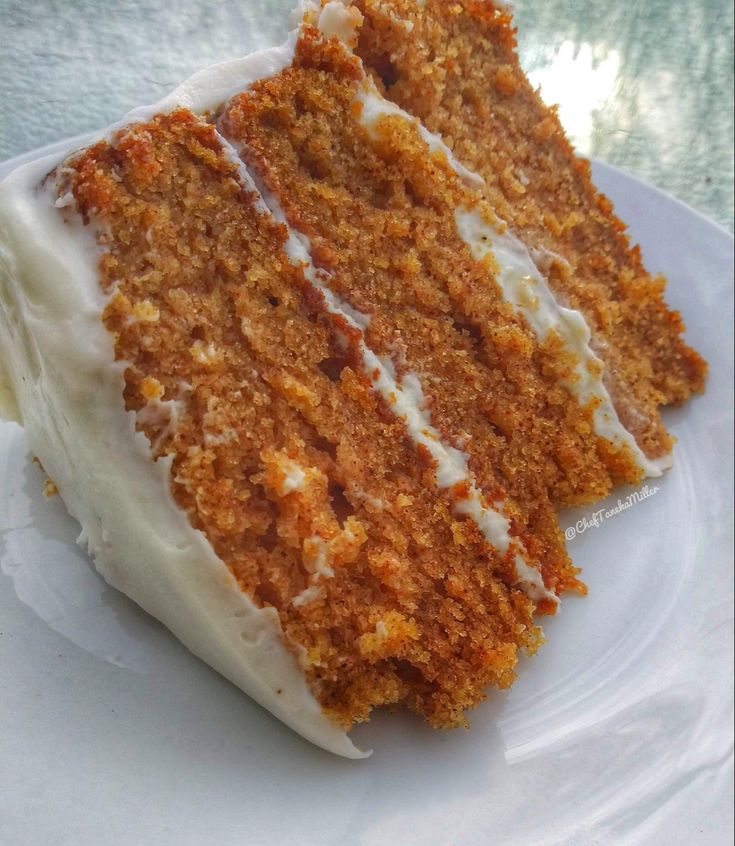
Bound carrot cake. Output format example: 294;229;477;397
0;0;706;757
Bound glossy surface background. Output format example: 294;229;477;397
0;0;733;230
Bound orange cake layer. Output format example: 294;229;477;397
60;109;555;728
354;0;707;452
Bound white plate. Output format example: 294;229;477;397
0;139;732;846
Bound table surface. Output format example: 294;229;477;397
1;0;733;232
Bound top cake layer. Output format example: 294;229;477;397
0;0;706;755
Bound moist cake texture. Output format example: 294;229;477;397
353;0;707;450
0;0;706;755
65;108;545;729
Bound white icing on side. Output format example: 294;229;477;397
0;38;369;758
455;207;671;478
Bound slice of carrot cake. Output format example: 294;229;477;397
0;1;705;756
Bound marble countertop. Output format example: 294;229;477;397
1;0;732;231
